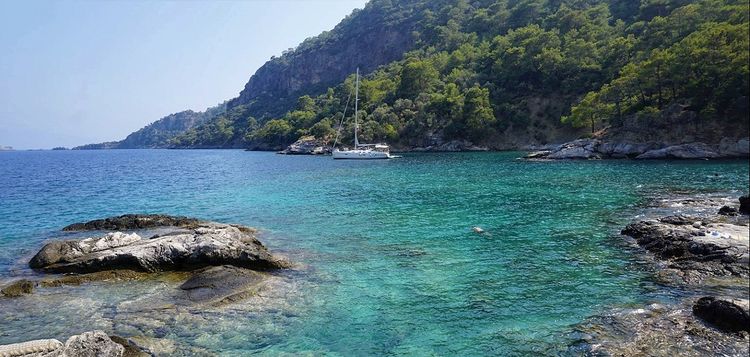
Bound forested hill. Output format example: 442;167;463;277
83;0;750;150
74;105;224;150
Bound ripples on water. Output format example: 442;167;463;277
0;150;748;355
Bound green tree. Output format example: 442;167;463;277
397;58;439;98
562;91;614;133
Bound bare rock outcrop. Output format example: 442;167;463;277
0;331;126;357
31;225;287;274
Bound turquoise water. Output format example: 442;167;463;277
0;150;748;355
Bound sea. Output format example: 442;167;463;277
0;150;747;355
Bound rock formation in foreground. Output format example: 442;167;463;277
30;215;288;274
0;214;293;355
575;195;750;355
0;331;129;357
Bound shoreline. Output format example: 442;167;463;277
574;193;749;355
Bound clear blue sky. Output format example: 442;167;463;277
0;0;368;149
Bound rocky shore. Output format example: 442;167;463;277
0;214;291;356
525;137;749;160
277;136;331;155
574;195;750;355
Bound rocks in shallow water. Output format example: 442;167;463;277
718;205;739;216
107;336;148;357
0;331;126;357
39;270;148;287
31;216;289;274
62;214;201;232
56;331;125;357
179;265;266;305
0;339;63;356
30;232;142;269
1;279;34;297
621;214;749;279
29;214;288;273
693;297;750;333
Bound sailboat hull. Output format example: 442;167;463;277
332;149;391;159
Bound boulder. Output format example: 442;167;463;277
0;279;34;297
279;136;330;155
0;339;62;356
30;232;142;269
30;221;288;274
0;331;126;357
54;331;125;357
62;214;201;231
546;139;601;159
635;143;720;159
693;297;750;333
718;206;738;216
179;265;266;305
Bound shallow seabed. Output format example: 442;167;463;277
0;150;748;355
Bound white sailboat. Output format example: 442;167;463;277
332;68;393;160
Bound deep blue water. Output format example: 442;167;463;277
0;150;747;355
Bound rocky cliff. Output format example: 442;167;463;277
227;0;436;118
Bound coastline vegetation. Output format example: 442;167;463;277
165;0;749;149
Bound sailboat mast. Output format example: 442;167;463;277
354;67;359;148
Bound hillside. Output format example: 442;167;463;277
74;104;225;150
81;0;750;151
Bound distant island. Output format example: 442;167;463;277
76;0;749;158
0;145;13;151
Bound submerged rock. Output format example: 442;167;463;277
39;270;149;287
107;336;148;357
0;279;34;297
179;265;266;305
62;214;201;232
31;216;288;274
693;297;750;333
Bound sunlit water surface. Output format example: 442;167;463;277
0;150;747;355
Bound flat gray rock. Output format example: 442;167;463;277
30;218;288;274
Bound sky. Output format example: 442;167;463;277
0;0;368;149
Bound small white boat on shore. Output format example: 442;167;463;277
332;68;394;160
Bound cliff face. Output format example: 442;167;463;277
226;0;439;118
